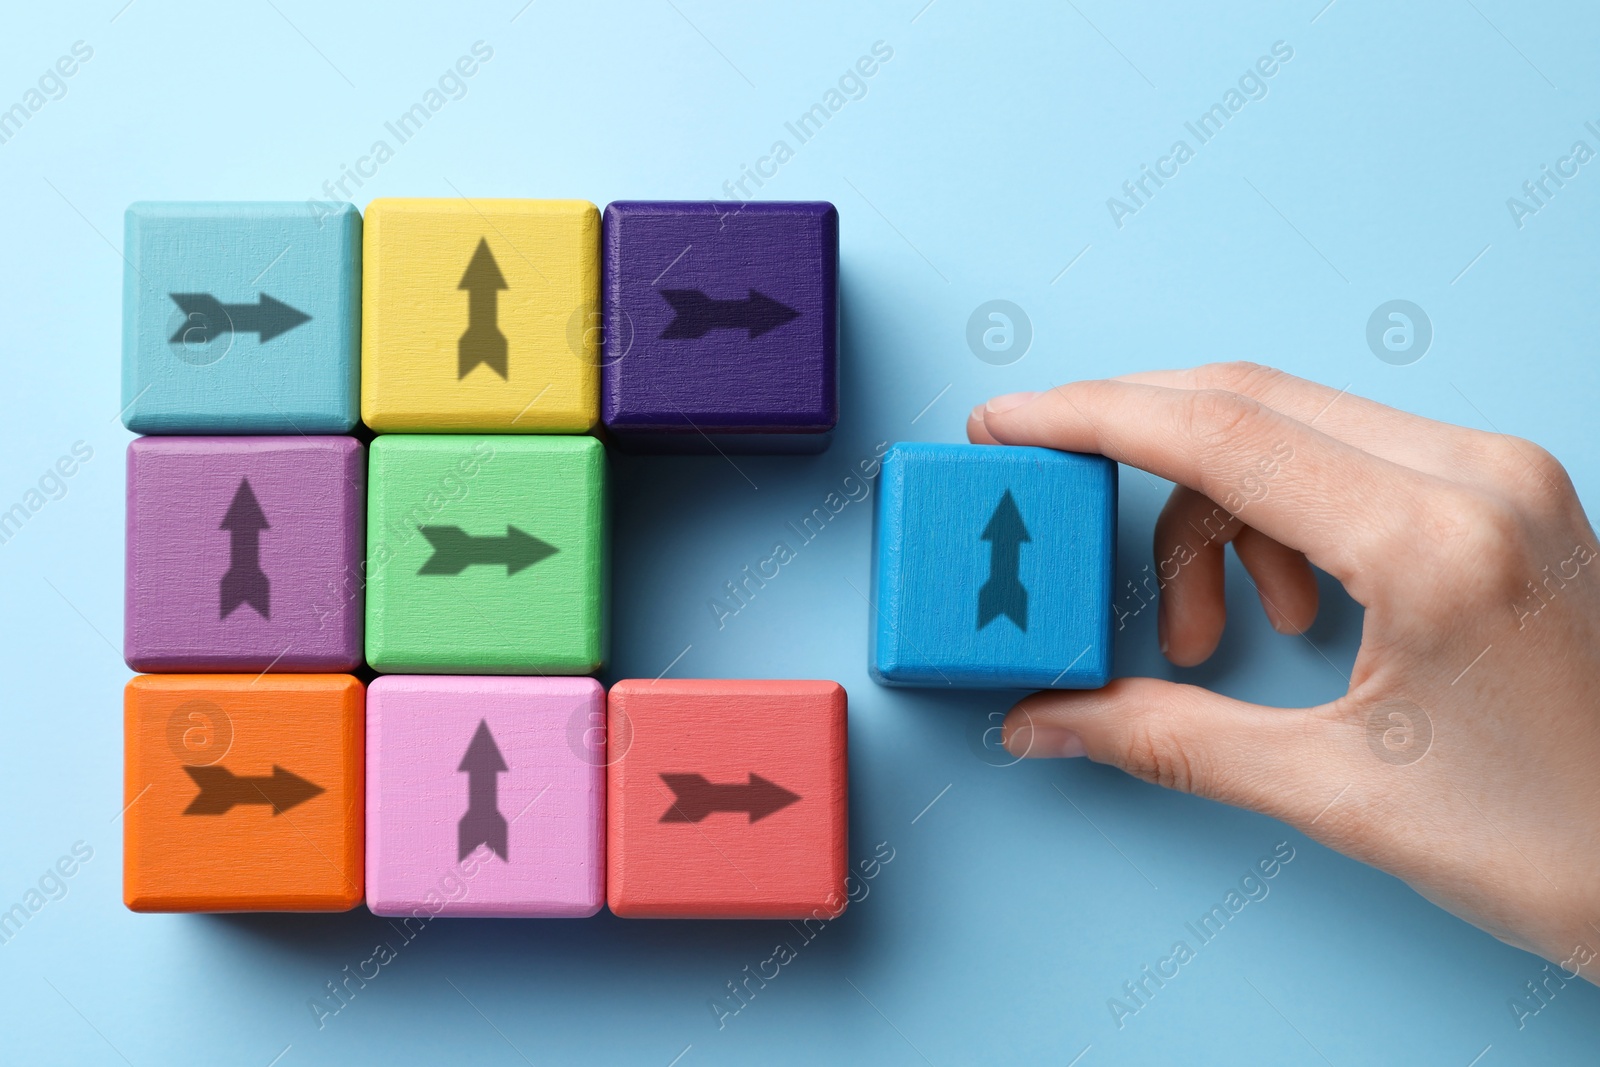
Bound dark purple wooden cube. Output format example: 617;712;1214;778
602;201;838;453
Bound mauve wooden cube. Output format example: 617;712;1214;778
601;201;838;453
124;436;365;672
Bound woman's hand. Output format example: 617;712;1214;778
968;362;1600;979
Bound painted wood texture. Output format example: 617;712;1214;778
121;201;360;434
366;676;604;917
124;435;365;672
364;435;607;674
123;674;364;912
601;201;838;452
361;198;599;433
607;679;848;919
870;443;1117;689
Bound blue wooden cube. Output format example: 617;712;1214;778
870;443;1116;689
121;202;360;434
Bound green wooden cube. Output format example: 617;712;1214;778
366;435;607;673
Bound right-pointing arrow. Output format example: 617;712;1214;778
182;764;324;815
416;524;557;576
658;772;801;823
658;288;800;340
167;293;312;344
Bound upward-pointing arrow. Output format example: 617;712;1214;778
977;489;1029;632
459;238;509;379
458;719;509;861
220;478;270;620
168;293;312;344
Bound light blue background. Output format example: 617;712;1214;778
3;1;1599;1064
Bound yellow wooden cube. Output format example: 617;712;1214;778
361;199;599;432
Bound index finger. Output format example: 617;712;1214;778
975;380;1438;589
1112;362;1483;481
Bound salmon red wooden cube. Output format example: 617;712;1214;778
607;679;848;919
123;674;364;912
365;676;605;917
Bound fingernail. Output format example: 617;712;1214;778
1007;725;1086;759
1265;606;1304;635
969;404;986;423
1157;608;1170;656
984;391;1039;416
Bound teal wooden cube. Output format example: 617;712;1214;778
870;443;1116;689
121;202;360;434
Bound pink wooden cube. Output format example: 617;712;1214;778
366;676;605;917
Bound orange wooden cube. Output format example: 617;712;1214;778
607;679;848;919
123;674;364;912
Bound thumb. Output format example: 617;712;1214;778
1003;677;1343;826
